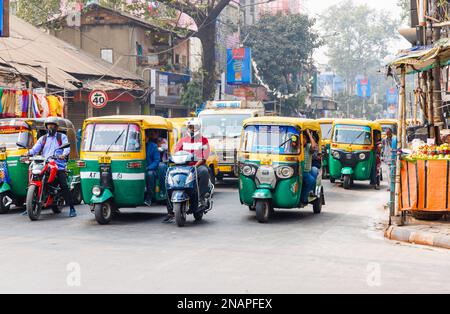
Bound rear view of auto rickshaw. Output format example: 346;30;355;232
0;118;81;214
318;118;334;179
238;117;325;223
79;116;172;225
329;119;382;190
376;119;398;139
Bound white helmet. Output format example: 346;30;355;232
187;118;202;138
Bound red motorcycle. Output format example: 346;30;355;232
25;143;70;221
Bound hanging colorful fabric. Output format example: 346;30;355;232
0;89;4;117
21;90;29;118
15;90;22;118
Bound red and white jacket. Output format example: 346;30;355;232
175;136;211;164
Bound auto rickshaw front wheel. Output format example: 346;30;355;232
94;201;114;225
343;175;352;190
72;185;83;205
255;200;271;223
312;187;325;214
0;192;12;214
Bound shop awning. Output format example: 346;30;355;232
387;38;450;75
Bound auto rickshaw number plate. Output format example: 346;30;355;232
99;156;112;164
0;153;6;161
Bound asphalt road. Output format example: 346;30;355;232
0;178;449;294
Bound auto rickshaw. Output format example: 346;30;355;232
0;118;81;214
329;119;382;189
168;117;219;184
238;117;325;223
376;119;398;139
318;118;334;179
79;116;172;225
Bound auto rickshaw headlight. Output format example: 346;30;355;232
242;165;256;177
92;186;102;197
359;153;366;160
332;151;341;159
276;166;294;179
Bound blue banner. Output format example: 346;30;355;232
226;48;252;85
357;79;371;98
386;88;399;105
0;0;4;37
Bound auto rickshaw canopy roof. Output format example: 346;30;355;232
376;119;399;126
243;116;322;133
84;115;173;130
333;119;382;131
167;117;191;127
317;118;335;125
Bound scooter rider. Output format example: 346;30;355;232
164;119;211;222
25;117;77;218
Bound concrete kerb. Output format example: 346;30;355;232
385;226;450;249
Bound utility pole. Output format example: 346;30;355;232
431;0;443;143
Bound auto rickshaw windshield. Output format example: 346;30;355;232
333;124;372;145
320;124;333;141
241;125;301;155
82;123;142;152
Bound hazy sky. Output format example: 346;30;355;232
303;0;402;16
302;0;410;64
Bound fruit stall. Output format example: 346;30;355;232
386;40;450;223
399;144;450;220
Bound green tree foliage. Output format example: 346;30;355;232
244;13;321;115
180;79;203;111
321;0;399;118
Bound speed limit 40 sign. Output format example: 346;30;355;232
89;90;109;109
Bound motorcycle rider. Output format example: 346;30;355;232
25;117;77;218
164;119;211;222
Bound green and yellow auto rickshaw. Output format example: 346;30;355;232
318;118;334;179
329;119;382;189
79;115;172;225
238;117;325;223
0;118;81;213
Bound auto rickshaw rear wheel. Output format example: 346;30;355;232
0;192;12;214
343;175;352;190
330;177;336;184
51;195;65;214
94;201;114;225
255;200;271;223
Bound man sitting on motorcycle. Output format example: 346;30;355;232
164;119;211;222
26;117;76;218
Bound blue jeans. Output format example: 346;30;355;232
146;170;157;201
158;163;168;196
301;169;318;204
